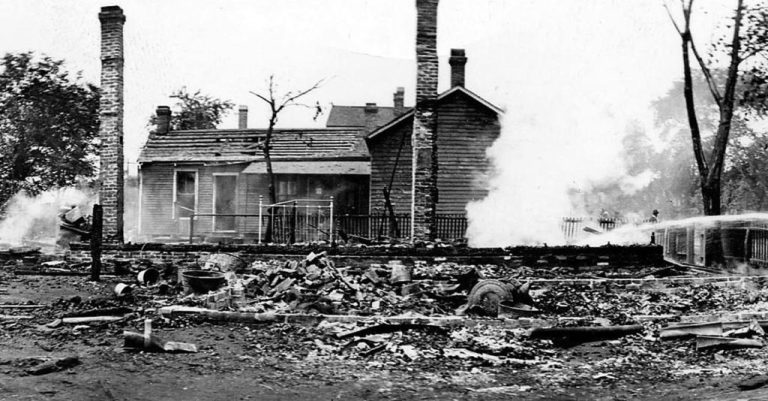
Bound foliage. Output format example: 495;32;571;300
150;87;233;131
0;52;99;206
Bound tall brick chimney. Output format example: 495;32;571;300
98;5;125;243
449;48;466;87
155;106;171;135
238;105;248;129
393;87;405;115
411;0;439;241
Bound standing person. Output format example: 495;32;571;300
649;209;660;223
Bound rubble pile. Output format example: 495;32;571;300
535;282;768;324
6;251;768;398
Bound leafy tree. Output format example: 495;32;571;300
0;52;99;206
149;87;233;130
666;0;768;215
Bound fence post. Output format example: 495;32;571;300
290;201;297;244
329;196;334;244
258;195;263;244
189;214;195;244
90;204;103;282
745;228;751;263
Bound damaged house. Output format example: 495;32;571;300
137;49;501;242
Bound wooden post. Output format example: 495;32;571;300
289;201;297;244
189;214;195;244
90;204;103;281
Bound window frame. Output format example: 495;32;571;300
172;169;199;220
212;172;239;233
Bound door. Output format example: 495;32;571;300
213;175;237;231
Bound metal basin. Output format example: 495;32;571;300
181;270;226;293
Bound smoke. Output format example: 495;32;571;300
466;94;657;247
0;187;95;249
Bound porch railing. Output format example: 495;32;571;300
186;197;334;244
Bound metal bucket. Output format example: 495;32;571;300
137;268;160;286
114;283;133;298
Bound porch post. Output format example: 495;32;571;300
329;196;334;244
258;195;263;244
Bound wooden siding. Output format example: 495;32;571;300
369;121;414;215
435;92;499;214
140;162;369;240
368;91;500;216
140;163;250;239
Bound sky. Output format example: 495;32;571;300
0;0;733;176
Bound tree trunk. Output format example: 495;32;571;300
701;180;720;216
263;116;278;243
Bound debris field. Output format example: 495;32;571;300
3;248;768;400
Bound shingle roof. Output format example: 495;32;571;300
137;128;369;163
326;105;407;131
367;86;503;140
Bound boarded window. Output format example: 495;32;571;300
175;171;196;218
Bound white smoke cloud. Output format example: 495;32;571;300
466;92;657;247
0;187;95;249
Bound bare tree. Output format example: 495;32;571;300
250;76;323;242
665;0;768;215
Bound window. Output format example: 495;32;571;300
175;170;197;218
213;174;237;231
278;177;298;197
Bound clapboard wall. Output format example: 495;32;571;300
367;90;500;216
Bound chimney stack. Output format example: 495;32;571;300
393;87;405;114
155;106;171;134
238;105;248;129
411;0;439;241
98;5;126;243
364;102;378;113
449;48;467;87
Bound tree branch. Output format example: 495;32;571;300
664;3;683;36
276;79;325;114
688;36;723;107
679;0;709;180
706;0;745;185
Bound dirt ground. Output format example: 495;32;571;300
3;270;768;400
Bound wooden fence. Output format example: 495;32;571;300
336;214;468;241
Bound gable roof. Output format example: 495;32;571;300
326;105;407;131
367;86;503;140
137;128;368;163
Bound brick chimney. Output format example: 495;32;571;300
155;106;171;135
393;87;405;115
449;48;467;87
411;0;439;241
238;105;248;129
364;102;378;134
98;5;125;243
